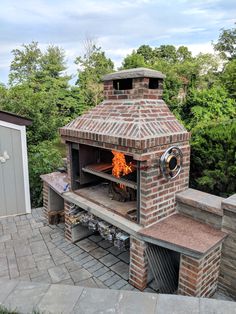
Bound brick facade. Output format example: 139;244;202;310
139;142;190;227
103;77;163;100
178;244;222;297
129;237;148;290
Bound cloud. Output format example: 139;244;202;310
0;0;235;83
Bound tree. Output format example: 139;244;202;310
221;59;236;98
121;51;146;69
154;45;177;63
9;42;41;85
214;23;236;60
176;46;192;62
137;45;154;63
75;42;114;108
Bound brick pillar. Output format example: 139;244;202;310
129;237;148;290
64;200;73;242
178;244;222;297
67;143;72;189
42;182;49;219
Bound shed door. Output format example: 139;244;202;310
0;125;28;216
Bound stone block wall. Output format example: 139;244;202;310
178;244;222;297
176;189;224;230
129;237;148;290
219;194;236;299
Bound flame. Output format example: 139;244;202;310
112;151;134;189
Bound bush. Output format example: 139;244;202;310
28;141;63;207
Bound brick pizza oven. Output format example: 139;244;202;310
41;68;227;296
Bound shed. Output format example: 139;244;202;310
0;110;32;217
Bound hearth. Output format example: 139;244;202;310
69;143;140;222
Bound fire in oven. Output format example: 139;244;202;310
70;143;140;223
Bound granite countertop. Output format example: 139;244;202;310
40;172;68;194
139;213;227;258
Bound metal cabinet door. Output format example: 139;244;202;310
0;125;28;216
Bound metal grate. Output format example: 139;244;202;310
146;244;179;294
82;166;137;189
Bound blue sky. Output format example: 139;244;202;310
0;0;235;84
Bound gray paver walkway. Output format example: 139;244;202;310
0;278;236;314
0;208;136;291
0;208;235;300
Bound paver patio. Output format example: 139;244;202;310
0;208;142;291
0;208;234;301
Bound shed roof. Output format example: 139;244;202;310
0;110;32;126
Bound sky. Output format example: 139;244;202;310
0;0;235;84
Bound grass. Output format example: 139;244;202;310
0;306;42;314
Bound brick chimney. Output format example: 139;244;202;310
103;67;164;100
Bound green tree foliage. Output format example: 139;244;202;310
28;141;63;208
221;59;236;98
185;86;236;196
75;41;114;108
137;45;154;63
214;23;236;60
154;45;177;63
9;41;41;85
121;51;146;69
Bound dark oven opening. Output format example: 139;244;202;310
70;143;140;223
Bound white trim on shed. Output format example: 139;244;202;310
0;120;31;214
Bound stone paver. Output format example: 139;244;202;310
90;247;108;258
4;281;50;314
76;238;99;252
99;253;120;266
110;261;129;280
48;265;70;283
38;284;83;314
0;207;231;299
70;268;92;283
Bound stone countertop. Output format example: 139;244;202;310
176;188;224;216
40;172;68;195
139;213;227;258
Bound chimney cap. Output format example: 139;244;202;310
102;67;166;81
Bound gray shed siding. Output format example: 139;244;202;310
0;125;26;216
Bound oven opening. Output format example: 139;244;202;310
71;144;139;223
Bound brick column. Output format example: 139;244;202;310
64;200;73;242
178;244;222;297
66;143;72;190
129;237;148;290
42;182;49;220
